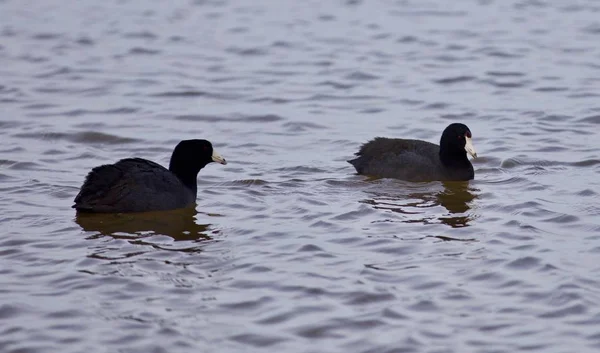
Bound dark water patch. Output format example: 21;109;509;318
225;114;286;123
505;256;541;270
537;125;595;135
540;114;574;122
1;27;17;37
0;172;14;181
483;47;525;59
582;23;600;35
64;152;100;161
1;160;41;170
26;107;138;117
229;333;287;347
499;157;557;169
220;295;273;311
304;94;381;102
16;54;50;64
422;102;451;110
22;103;60;110
271;40;295;49
439;112;476;120
534;86;569;92
571;159;600;167
392;10;467;18
174;114;224;122
432;53;474;62
150;90;243;100
433;76;476;85
14;131;139;145
407;300;439;312
352;106;380;114
0;304;32;319
446;43;468;51
254;306;327;325
0;97;23;104
318;81;355;90
45;309;87;320
0;85;25;96
249;96;292;104
32;33;62;40
526;146;568;153
0;120;23;129
282;121;328;131
539;304;587;319
481;79;530;88
222;179;270;187
168;35;186;43
563;95;596;104
75;36;94;46
123;31;158;40
151;90;209;97
226;46;269;56
34;67;74;79
576;189;597;197
273;166;326;174
500;157;600;169
397;35;418;43
345;71;380;81
332;207;375;221
42;149;67;155
542;213;579;224
129;47;161;55
578;115;600;124
486;71;526;77
394;98;424;106
242;114;284;123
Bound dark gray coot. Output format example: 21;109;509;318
73;139;227;213
348;123;477;181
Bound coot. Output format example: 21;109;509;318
348;123;477;181
73;139;227;213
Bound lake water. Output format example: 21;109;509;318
1;0;600;352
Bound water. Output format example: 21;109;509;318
1;0;600;352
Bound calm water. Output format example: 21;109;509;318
1;0;600;352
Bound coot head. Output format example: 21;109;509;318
169;139;227;187
439;123;477;163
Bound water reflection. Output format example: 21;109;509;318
361;181;478;228
437;182;478;227
75;207;216;241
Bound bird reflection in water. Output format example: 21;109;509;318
436;181;478;227
360;181;478;228
75;206;218;243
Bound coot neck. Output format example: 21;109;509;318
169;164;201;194
439;149;471;168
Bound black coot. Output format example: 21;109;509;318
348;123;477;181
73;139;227;213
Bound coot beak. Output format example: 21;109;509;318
464;137;477;158
211;151;227;165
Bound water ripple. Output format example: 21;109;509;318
1;0;600;352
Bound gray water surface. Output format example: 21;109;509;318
1;1;600;352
